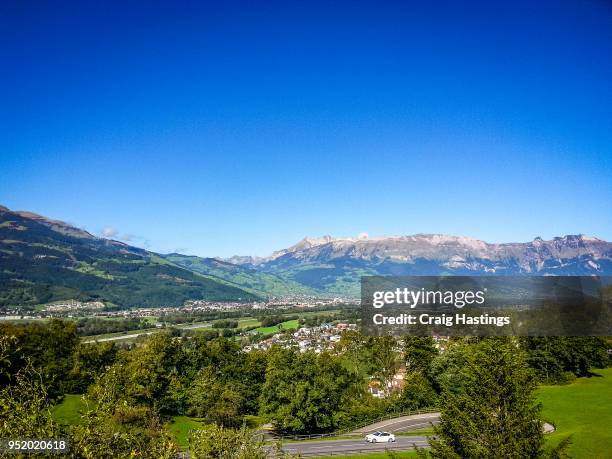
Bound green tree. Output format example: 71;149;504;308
65;341;117;393
403;336;438;373
187;367;243;426
189;424;292;459
0;364;59;441
70;368;178;458
0;319;79;397
427;340;471;395
520;337;608;383
397;372;438;411
96;333;184;411
427;338;543;458
259;347;356;434
334;332;401;385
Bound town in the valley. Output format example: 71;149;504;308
0;295;449;400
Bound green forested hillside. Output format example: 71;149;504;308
0;207;257;309
163;253;314;297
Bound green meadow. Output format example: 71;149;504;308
254;319;300;334
167;416;206;450
51;394;87;426
538;367;612;458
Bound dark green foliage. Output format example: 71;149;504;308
427;340;471;394
520;337;609;383
212;319;239;329
6;319;604;455
0;319;79;397
187;367;243;426
65;342;118;393
427;338;543;458
71;371;178;458
259;347;358;434
403;336;438;373
78;332;269;426
397;372;438;411
75;317;150;336
334;331;401;386
93;333;185;411
0;363;60;439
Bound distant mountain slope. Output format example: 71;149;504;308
3;203;610;306
227;234;612;296
163;253;315;297
0;206;257;309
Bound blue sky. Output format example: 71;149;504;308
1;0;611;257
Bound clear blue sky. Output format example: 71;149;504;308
1;1;611;257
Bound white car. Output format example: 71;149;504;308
365;431;396;443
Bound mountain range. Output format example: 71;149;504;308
0;206;257;310
1;205;611;309
220;234;612;296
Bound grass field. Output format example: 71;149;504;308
167;416;206;450
255;319;299;334
538;367;612;458
238;317;261;328
51;394;86;425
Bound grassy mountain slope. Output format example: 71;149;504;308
0;207;257;310
163;253;314;297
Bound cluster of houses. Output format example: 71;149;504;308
244;323;450;399
243;322;357;353
42;300;105;313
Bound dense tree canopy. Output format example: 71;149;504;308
260;347;358;434
0;320;609;456
520;336;609;383
427;338;544;458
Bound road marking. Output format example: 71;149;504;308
356;413;439;432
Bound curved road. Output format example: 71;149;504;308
282;413;437;457
352;412;440;434
281;413;554;457
282;436;429;457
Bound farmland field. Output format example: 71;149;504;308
254;319;300;334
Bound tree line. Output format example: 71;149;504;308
0;319;609;458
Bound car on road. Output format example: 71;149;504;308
365;431;396;443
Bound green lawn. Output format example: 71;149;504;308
255;319;299;334
238;317;261;328
167;416;206;450
51;394;86;425
537;367;612;458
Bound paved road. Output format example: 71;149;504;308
282;436;429;457
352;412;440;434
83;322;212;343
83;331;157;343
281;413;554;457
